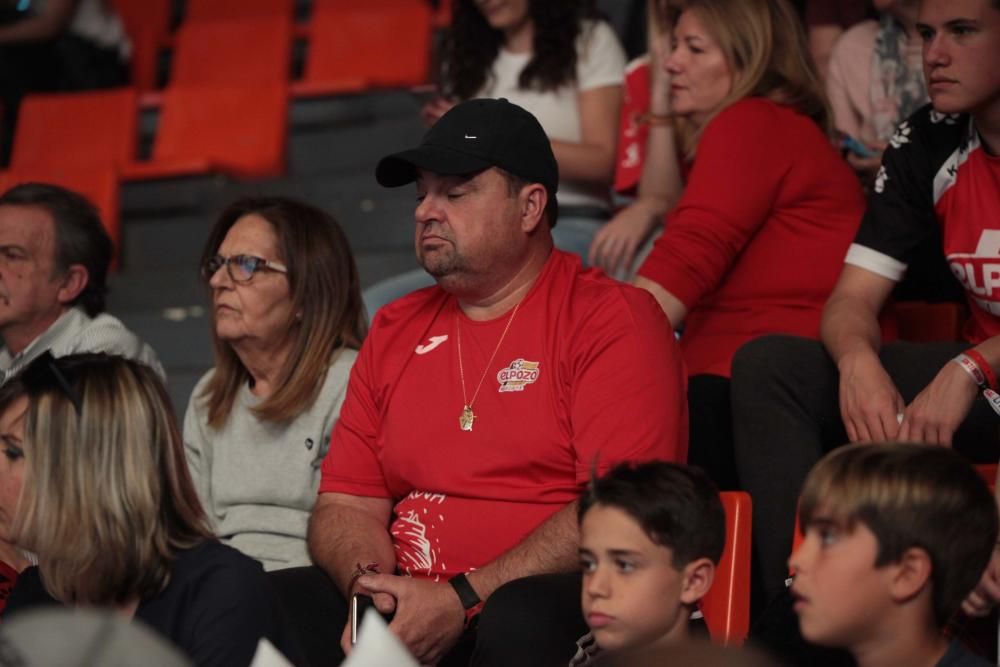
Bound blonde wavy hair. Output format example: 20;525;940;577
674;0;830;156
12;354;213;605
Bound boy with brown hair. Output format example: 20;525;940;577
790;444;999;667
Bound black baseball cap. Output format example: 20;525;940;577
375;98;559;193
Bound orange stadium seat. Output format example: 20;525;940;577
11;88;138;169
0;165;121;267
184;0;295;22
702;491;752;646
295;0;432;97
169;16;293;88
123;84;289;181
111;0;172;92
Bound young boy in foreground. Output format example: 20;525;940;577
572;461;726;664
790;444;999;667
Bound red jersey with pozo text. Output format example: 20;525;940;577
319;250;686;580
846;105;1000;343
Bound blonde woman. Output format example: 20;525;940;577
632;0;866;490
1;353;303;666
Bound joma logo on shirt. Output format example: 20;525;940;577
497;359;540;393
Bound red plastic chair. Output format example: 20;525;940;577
110;0;172;92
169;16;293;88
0;165;121;267
123;84;289;181
702;491;752;646
184;0;294;22
296;0;432;97
11;88;138;170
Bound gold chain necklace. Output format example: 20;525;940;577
456;301;522;432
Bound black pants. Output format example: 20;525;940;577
268;567;587;667
688;374;738;491
732;335;1000;605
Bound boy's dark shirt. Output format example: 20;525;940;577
937;639;993;667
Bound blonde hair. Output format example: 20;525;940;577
675;0;830;156
800;444;998;627
13;354;213;605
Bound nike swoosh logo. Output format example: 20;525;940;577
415;335;449;355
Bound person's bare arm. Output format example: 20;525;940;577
808;24;843;82
551;84;623;185
633;275;688;330
820;264;902;442
308;492;397;653
0;0;78;44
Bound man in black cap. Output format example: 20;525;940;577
304;98;686;666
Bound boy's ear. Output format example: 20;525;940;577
888;546;933;604
679;557;716;605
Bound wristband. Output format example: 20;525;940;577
965;349;998;391
348;561;380;591
448;573;483;630
953;353;987;389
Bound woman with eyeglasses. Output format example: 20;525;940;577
184;197;367;572
0;353;303;665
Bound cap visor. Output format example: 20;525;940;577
375;145;494;187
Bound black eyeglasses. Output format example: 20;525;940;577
21;350;83;416
202;254;289;284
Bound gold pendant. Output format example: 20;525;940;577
459;405;475;432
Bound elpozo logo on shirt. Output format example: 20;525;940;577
497;358;540;393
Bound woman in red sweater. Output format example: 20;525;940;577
634;0;865;489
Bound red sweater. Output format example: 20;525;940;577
638;98;866;377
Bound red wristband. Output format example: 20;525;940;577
965;349;997;391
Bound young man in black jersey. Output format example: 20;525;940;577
732;0;1000;621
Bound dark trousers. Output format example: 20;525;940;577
731;335;1000;605
268;566;587;667
688;374;738;491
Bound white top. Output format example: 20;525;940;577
0;306;164;385
33;0;130;59
476;20;626;209
183;349;358;571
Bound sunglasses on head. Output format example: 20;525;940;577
21;350;82;416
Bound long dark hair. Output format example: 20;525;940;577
439;0;601;100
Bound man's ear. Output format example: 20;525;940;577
888;546;933;604
679;557;715;605
519;183;548;234
55;264;89;306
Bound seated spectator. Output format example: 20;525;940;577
2;353;303;666
732;0;1000;614
184;197;366;572
364;0;627;313
827;0;926;180
0;0;131;163
273;98;686;667
572;461;724;664
805;0;876;81
590;0;686;279
632;0;865;490
791;443;998;667
0;182;162;383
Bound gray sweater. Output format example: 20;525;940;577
183;349;357;570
